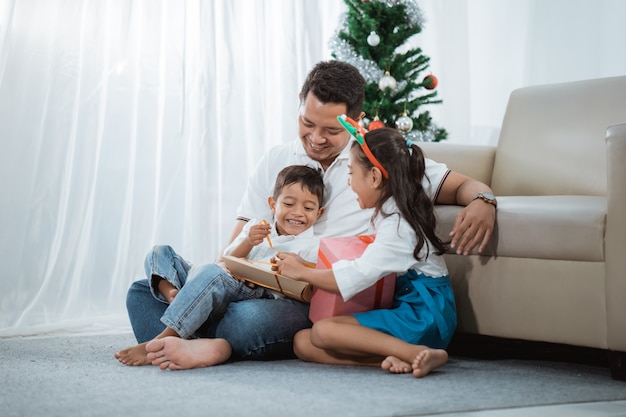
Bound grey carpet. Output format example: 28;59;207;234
1;333;625;417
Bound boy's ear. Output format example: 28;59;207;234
268;196;276;214
317;206;326;219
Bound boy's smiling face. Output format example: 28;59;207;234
268;182;324;236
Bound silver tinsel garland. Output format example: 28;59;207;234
379;0;425;28
329;0;424;85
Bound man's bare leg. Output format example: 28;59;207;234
146;337;232;370
115;327;178;366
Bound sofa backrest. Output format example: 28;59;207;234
490;75;626;196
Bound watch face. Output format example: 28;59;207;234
480;192;495;200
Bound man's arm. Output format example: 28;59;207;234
436;171;496;255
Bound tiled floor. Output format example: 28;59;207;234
434;400;626;417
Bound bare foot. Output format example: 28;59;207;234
412;349;448;378
164;288;178;303
156;277;179;303
114;343;151;366
145;337;232;370
381;356;412;374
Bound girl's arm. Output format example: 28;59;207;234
276;252;340;293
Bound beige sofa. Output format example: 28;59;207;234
421;75;626;380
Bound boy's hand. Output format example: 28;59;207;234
247;223;271;246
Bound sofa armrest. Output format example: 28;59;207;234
419;142;496;186
605;123;626;352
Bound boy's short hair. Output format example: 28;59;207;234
298;60;365;120
273;165;325;207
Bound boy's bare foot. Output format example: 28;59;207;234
146;337;232;370
412;349;448;378
381;355;412;373
156;277;179;303
114;343;151;366
164;288;179;303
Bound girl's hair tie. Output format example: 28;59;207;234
406;139;414;148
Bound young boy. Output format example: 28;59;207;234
115;165;325;368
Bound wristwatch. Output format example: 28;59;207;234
473;191;497;208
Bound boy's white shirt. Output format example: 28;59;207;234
223;218;320;266
332;198;448;301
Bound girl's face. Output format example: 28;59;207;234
348;148;382;209
268;182;324;236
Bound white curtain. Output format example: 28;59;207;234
1;0;624;336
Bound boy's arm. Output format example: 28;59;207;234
227;222;272;259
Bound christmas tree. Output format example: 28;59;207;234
330;0;447;142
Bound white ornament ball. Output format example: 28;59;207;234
396;115;414;132
367;31;380;47
378;72;397;91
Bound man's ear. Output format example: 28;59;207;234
268;196;276;214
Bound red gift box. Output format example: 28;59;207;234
309;235;396;323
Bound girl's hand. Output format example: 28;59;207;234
275;252;307;280
247;223;271;247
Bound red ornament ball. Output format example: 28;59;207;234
423;74;438;90
368;119;385;130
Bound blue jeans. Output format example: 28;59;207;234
127;245;312;359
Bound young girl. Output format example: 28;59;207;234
276;126;456;378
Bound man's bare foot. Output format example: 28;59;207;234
114;343;150;366
145;337;232;370
412;349;448;378
381;356;412;374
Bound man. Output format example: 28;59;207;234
125;61;496;370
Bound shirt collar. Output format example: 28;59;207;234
270;222;316;239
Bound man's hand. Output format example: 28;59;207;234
449;199;496;255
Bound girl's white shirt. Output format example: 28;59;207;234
332;198;448;301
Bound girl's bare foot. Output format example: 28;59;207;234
114;343;151;366
381;355;412;373
146;337;232;370
412;349;448;378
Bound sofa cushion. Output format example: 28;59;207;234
435;195;606;262
491;75;626;197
